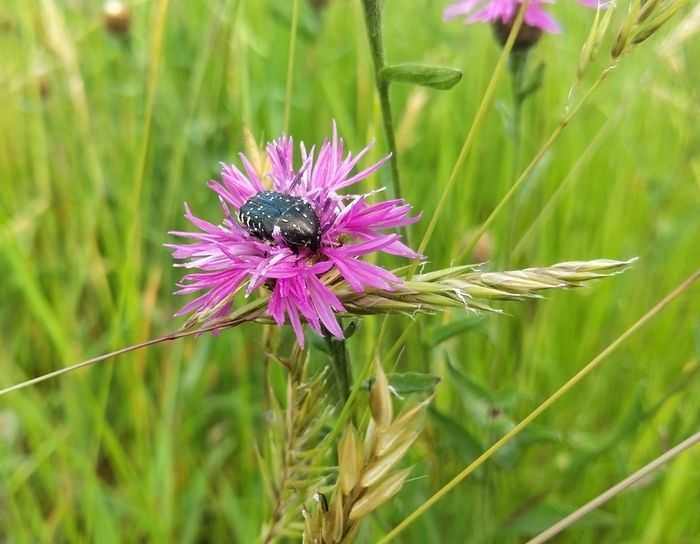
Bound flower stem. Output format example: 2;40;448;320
360;0;402;202
509;51;528;145
505;50;528;265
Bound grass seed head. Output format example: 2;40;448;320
370;362;393;429
612;0;686;57
193;259;636;345
377;395;432;456
633;0;688;43
578;5;617;79
638;0;662;23
305;390;433;542
330;491;344;542
360;432;419;488
612;0;642;57
338;424;363;495
348;468;412;522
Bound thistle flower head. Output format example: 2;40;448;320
168;124;421;347
444;0;604;37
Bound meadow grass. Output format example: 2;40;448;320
0;0;698;542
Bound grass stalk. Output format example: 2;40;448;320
324;326;353;404
0;258;629;397
117;0;171;329
360;0;402;202
378;267;700;543
0;321;234;397
511;110;619;258
526;430;700;544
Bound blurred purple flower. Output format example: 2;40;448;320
444;0;603;34
169;124;420;348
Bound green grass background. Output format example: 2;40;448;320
0;0;698;542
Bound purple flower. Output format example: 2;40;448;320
444;0;603;34
168;124;421;348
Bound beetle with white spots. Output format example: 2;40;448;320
239;191;322;252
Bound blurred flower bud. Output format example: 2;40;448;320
462;228;495;264
104;0;131;36
36;70;51;100
492;21;542;51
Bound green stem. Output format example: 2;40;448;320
361;0;402;202
505;50;528;266
323;326;352;404
509;51;528;142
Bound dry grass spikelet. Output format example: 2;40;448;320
369;362;393;429
303;363;433;543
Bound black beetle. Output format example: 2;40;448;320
239;190;321;251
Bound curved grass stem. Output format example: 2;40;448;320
527;430;700;544
378;267;700;543
0;321;239;398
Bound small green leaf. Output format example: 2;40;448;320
493;423;563;469
492;436;522;469
381;63;463;90
607;385;647;443
516;424;563;448
389;372;441;394
519;61;545;99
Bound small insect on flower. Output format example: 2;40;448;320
313;491;329;512
239;191;321;251
168;123;422;347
